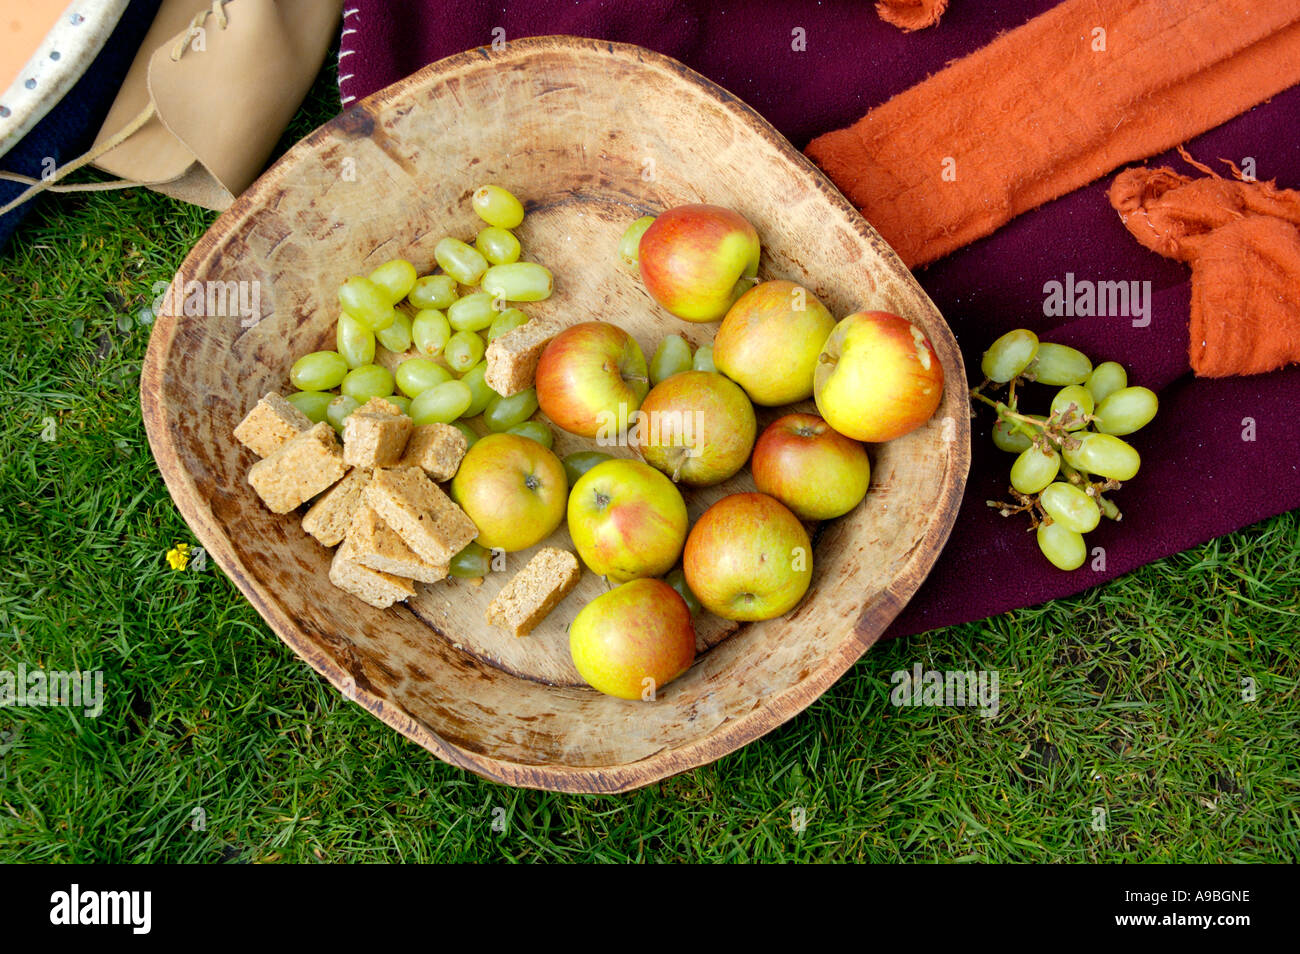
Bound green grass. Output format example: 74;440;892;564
1;68;1297;864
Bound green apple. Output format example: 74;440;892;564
633;370;756;486
569;578;696;700
813;311;944;443
713;279;836;405
751;413;870;520
567;459;688;582
535;321;649;439
683;492;812;621
449;433;567;551
637;204;761;322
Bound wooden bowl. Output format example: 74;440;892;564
141;36;970;793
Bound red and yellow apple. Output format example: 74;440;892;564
567;459;689;582
713;280;836;405
813;311;944;443
569;578;696;700
637;204;761;322
752;413;870;520
535;321;649;439
683;492;813;621
633;370;756;486
449;433;567;551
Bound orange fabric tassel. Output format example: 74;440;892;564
1110;149;1300;377
806;0;1300;269
876;0;948;32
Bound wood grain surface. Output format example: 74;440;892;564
140;36;970;793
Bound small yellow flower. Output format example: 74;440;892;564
166;543;191;571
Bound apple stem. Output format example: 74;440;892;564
670;449;687;483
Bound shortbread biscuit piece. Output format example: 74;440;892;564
234;392;312;458
484;317;562;396
486;547;581;637
399;423;468;481
328;536;415;609
347;504;448;583
364;466;478;565
356;396;404;417
343;404;413;469
302;469;372;547
248;422;346;514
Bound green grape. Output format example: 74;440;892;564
448;292;498;332
412;308;451;357
475;226;521;265
1093;386;1158;436
992;417;1043;453
471;184;525;229
408;274;458;310
481;262;553;302
449;541;492;578
693;343;717;373
510;421;556;453
368;258;417;303
395;357;452;398
326;394;360;434
1062;432;1140;481
484;388;538;432
409;379;473;425
447;419;479;449
1010;446;1060;494
1040;482;1101;534
980;328;1039;383
663;567;702;615
563;450;614;486
285;390;333;423
385;394;412;416
375;309;412;353
650;334;693;385
1037;521;1087;571
507;420;553;448
1028;342;1092;385
1050;384;1095;431
341;364;395;402
487;308;530;341
618;215;656;269
290;350;348;391
335;313;376;369
338;275;396;330
445;330;485;373
434;237;489;286
460;361;495;417
1086;361;1127;404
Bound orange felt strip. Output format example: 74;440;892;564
876;0;948;32
1109;155;1300;377
806;0;1300;269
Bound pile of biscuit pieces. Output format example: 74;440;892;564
232;370;579;638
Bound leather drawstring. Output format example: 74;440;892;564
0;1;231;218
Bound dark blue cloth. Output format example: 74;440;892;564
0;0;163;249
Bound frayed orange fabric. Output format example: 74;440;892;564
1110;149;1300;377
806;0;1300;269
876;0;948;31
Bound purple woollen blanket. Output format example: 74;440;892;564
336;0;1300;639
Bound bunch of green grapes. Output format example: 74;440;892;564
974;329;1158;571
280;184;557;462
